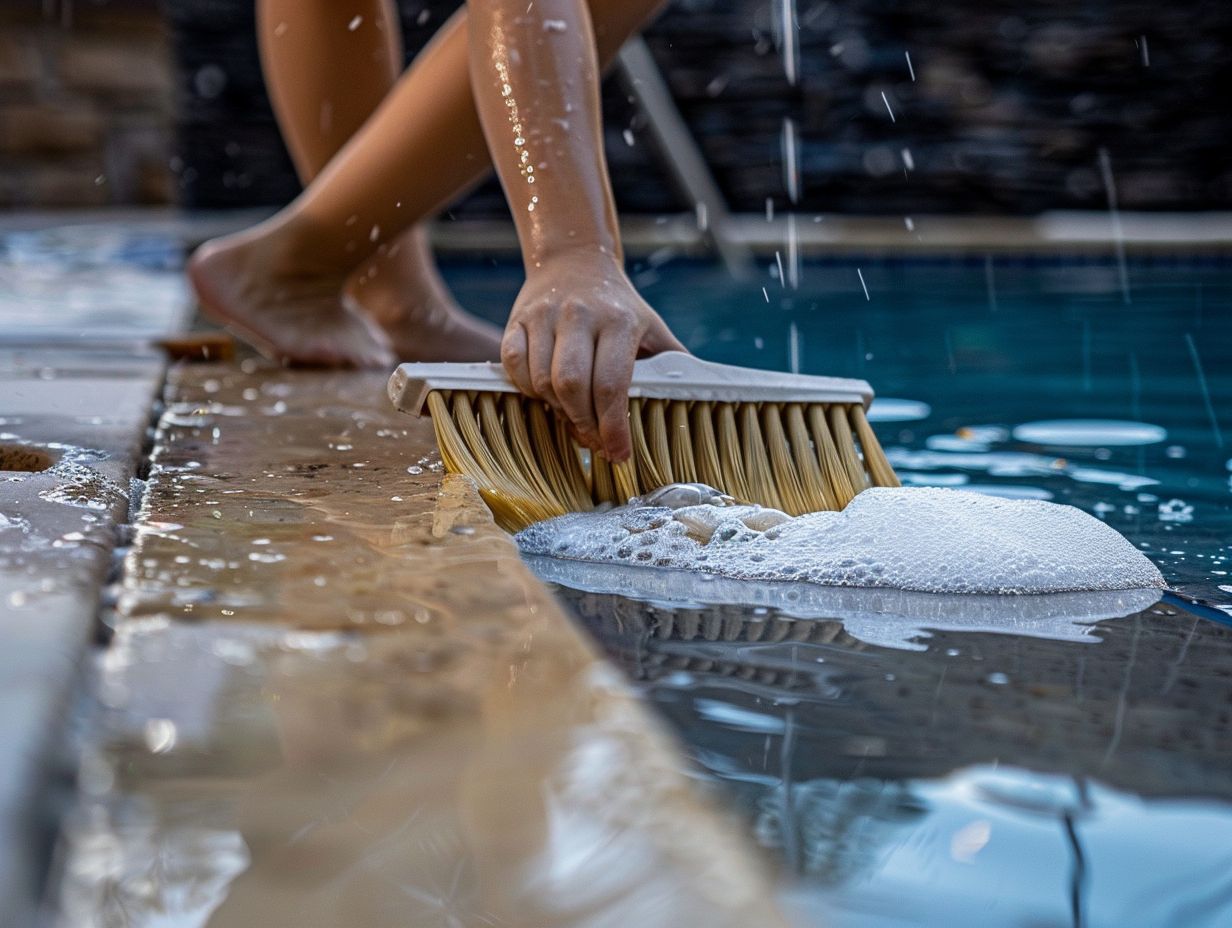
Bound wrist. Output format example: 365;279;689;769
525;241;624;277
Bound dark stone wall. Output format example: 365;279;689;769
165;0;1232;215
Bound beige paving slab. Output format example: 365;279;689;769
52;362;789;928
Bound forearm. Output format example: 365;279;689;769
467;0;622;273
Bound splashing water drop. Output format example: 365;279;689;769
775;0;799;85
881;91;896;123
781;118;800;204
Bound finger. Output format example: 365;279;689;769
552;327;599;449
592;327;637;462
500;324;535;396
526;324;559;409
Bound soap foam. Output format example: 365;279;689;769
515;487;1165;595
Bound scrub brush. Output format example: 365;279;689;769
387;351;899;532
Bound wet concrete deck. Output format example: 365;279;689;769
0;346;167;926
1;221;193;923
50;362;788;926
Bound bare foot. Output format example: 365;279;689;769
346;227;503;363
188;229;396;369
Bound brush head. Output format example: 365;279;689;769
388;351;874;416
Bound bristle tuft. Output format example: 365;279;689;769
425;387;900;531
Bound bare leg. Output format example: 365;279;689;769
258;0;501;363
188;0;664;368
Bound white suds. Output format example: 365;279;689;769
515;487;1164;595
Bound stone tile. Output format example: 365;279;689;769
50;362;788;927
0;345;165;928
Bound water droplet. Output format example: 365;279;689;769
144;718;177;754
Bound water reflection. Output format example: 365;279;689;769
58;616;789;927
526;556;1162;650
550;585;1232;926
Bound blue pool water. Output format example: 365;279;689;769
448;253;1232;927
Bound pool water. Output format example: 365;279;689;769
447;254;1232;927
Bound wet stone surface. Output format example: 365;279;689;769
0;345;165;927
51;362;788;928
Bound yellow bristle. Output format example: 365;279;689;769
427;392;558;530
739;403;781;511
669;402;698;483
851;404;901;488
828;405;869;494
453;392;512;489
476;393;541;506
643;399;674;484
612;456;641;503
425;388;900;532
629;399;666;491
784;403;835;511
592;451;617;503
690;402;725;490
761;404;808;515
716;403;751;501
807;403;856;507
501;394;558;506
528;402;589;513
553;414;593;507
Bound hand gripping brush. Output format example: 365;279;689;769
388;351;900;532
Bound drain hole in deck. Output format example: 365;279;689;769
0;444;54;473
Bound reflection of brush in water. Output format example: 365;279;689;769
558;589;864;693
575;590;861;644
535;557;1163;651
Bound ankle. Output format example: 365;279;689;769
244;211;361;281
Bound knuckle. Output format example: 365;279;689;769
500;341;525;365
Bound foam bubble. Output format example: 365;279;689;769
515;486;1164;595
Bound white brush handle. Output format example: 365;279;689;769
388;351;873;416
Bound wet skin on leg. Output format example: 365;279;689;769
256;0;502;363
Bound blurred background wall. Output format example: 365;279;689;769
2;0;1229;215
0;0;172;207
